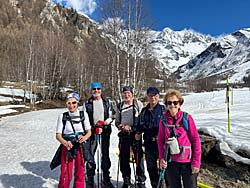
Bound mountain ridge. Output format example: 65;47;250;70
1;0;249;89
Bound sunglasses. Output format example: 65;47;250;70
92;88;101;91
67;101;78;105
166;101;179;106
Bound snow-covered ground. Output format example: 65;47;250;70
0;88;249;188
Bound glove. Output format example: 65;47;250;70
95;120;105;134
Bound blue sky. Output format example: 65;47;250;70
52;0;250;36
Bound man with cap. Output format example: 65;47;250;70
115;86;145;188
135;87;165;188
83;82;114;188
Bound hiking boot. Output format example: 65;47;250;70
86;176;94;188
102;179;115;188
121;183;131;188
136;182;146;188
121;177;131;188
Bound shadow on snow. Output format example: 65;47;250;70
0;161;59;188
0;161;124;188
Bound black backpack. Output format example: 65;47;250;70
62;110;86;136
62;111;95;166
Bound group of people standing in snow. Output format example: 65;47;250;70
53;82;201;188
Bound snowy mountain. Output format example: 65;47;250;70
149;28;214;73
173;28;250;83
2;0;250;85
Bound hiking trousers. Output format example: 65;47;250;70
58;146;85;188
165;162;198;188
119;135;146;182
144;140;159;187
87;132;112;179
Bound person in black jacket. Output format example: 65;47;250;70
135;87;165;188
83;82;114;188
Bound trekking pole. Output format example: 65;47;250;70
117;141;122;188
130;146;137;188
133;140;140;188
95;120;104;188
157;144;169;188
79;145;85;168
96;134;101;188
63;149;69;188
99;134;103;187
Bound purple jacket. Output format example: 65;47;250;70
157;109;201;168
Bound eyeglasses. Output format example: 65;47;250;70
166;101;179;106
92;88;101;91
67;101;78;105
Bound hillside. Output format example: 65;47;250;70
1;0;249;96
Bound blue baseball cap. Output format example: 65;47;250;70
66;92;80;101
91;82;102;90
146;87;160;95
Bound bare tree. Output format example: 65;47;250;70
100;0;153;98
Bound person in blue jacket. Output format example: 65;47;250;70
135;87;165;188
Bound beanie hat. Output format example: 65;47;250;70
146;87;160;95
91;82;102;90
122;86;133;94
66;92;80;101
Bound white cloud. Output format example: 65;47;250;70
53;0;97;15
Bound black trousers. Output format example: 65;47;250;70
118;134;146;182
165;162;198;188
144;140;159;187
87;132;112;179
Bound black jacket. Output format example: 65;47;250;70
84;95;111;135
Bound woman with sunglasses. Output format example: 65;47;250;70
56;92;92;188
157;89;201;188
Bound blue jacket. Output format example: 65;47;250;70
136;103;165;140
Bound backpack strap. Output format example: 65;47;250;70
161;111;189;137
62;111;86;136
182;111;189;131
161;115;167;127
160;105;166;115
118;99;140;127
79;110;86;134
62;112;69;137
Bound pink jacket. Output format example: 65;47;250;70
157;109;201;168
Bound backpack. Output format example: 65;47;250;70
62;110;86;136
117;99;140;128
161;111;189;132
117;99;140;114
50;110;86;170
139;104;165;129
62;111;95;166
161;111;191;162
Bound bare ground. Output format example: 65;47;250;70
198;162;250;188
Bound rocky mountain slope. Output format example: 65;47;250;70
149;27;214;73
175;29;250;83
149;26;250;83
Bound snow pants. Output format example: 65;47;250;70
58;145;85;188
165;161;198;188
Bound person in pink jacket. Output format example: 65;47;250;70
157;89;201;188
